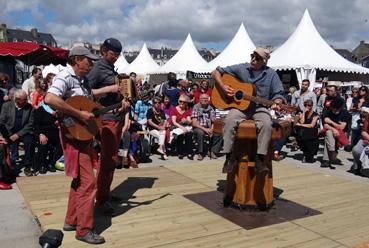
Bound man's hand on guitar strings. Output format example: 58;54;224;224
79;110;95;125
221;84;234;98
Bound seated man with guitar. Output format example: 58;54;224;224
211;47;285;173
45;46;125;245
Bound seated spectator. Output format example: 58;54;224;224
0;90;34;176
170;94;193;159
191;94;222;160
118;110;134;168
351;107;369;176
33;101;62;174
147;97;168;160
134;92;152;126
161;94;173;122
0;72;11;111
320;98;351;169
0;136;13;189
295;99;319;163
194;80;212;105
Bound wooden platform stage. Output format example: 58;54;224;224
17;161;369;248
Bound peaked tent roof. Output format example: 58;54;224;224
202;23;256;72
156;34;208;74
120;43;159;75
115;54;129;74
268;10;369;74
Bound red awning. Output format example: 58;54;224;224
0;42;68;65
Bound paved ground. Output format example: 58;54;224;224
1;141;368;248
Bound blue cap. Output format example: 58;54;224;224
103;38;122;53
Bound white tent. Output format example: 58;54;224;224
155;34;208;74
201;23;256;72
42;64;66;78
114;54;129;74
120;43;160;75
268;9;369;86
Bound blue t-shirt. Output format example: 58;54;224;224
134;100;152;121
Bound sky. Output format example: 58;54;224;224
0;0;368;52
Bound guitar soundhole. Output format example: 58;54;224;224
235;91;243;101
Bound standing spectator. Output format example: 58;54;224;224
349;86;368;150
32;78;49;108
170;94;193;159
316;87;326;115
291;79;317;112
191;94;222;160
286;86;297;104
346;87;359;110
0;90;34;177
22;67;42;103
295;99;319;163
155;72;180;106
194;79;213;105
147;97;168;160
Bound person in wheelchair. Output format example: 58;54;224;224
147;97;169;160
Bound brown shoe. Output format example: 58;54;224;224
209;152;217;159
122;157;130;169
24;168;33;177
197;154;204;161
130;159;138;168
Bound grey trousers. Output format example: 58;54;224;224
222;108;272;155
193;127;223;154
323;130;336;161
352;139;365;170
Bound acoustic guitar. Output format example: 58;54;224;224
60;96;123;141
212;73;298;112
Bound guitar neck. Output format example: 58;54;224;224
92;102;122;116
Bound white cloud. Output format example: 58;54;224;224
0;0;368;51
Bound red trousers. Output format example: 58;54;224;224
96;120;123;203
64;142;97;237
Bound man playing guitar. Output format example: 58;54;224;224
211;47;285;174
45;46;124;245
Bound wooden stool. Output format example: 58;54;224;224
213;119;291;209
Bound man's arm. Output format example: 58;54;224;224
44;93;94;123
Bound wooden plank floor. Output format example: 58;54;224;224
17;162;369;248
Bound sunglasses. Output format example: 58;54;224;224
250;53;263;62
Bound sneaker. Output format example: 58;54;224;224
24;168;33;177
76;230;105;244
197;154;204;161
63;223;76;231
320;161;330;168
96;201;115;216
209;152;217;160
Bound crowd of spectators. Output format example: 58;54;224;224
1;67;369;190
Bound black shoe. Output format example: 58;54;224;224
187;154;194;160
178;155;184;160
96;201;116;216
63;223;76;231
320;161;330;168
24;168;33;177
329;165;336;170
48;165;56;173
76;230;105;244
223;197;232;208
39;167;47;174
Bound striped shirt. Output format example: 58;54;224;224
48;65;90;99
